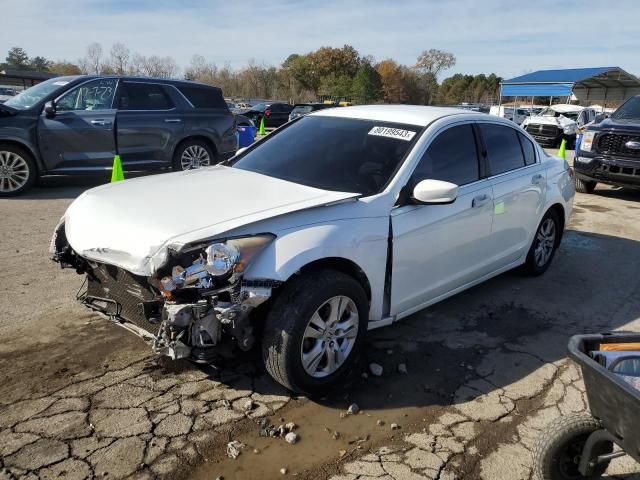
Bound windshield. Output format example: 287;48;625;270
232;116;420;196
539;107;579;121
5;77;76;110
250;103;267;112
292;105;314;115
612;96;640;120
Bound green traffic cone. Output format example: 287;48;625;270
557;139;566;160
258;116;266;135
111;154;125;183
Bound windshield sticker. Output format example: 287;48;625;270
368;126;416;142
53;81;70;86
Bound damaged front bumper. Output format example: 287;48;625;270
51;220;278;362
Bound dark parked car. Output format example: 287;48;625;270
0;75;237;196
574;96;640;193
288;103;337;121
240;102;293;129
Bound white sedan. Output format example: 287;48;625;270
51;105;575;394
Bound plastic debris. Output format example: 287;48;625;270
398;363;408;374
347;403;359;415
369;363;383;376
226;441;244;459
285;432;298;444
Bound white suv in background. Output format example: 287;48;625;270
52;105;575;394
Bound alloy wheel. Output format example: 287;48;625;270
534;218;556;267
301;295;359;378
180;145;211;170
0;151;30;193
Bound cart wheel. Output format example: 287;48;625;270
534;413;613;480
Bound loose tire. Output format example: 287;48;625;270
575;178;596;194
0;144;37;197
524;209;561;276
261;269;368;395
172;139;216;171
533;413;613;480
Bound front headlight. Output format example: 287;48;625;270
581;131;595;152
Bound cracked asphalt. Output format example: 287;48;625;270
2;162;640;480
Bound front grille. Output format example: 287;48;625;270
596;133;640;158
525;123;560;137
85;263;160;333
597;164;640;177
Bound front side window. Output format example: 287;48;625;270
410;124;479;186
57;79;117;112
232;116;420;196
479;123;526;175
118;83;173;110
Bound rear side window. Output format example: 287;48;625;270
118;83;173;110
411;124;480;186
479;123;526;175
518;133;536;166
178;86;227;109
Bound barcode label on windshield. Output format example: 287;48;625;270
368;126;416;141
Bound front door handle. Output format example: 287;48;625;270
164;118;182;123
531;173;544;184
472;194;490;208
90;119;112;126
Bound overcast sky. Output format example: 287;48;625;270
3;0;640;79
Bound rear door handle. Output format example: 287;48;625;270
472;194;490;208
164;118;182;123
90;119;112;126
532;173;544;184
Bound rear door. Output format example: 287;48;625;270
479;122;545;268
38;78;118;171
115;81;183;169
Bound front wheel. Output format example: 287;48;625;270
0;145;37;197
575;178;596;194
533;414;613;480
261;269;368;395
172;139;216;171
524;209;561;276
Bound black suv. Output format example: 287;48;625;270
574;96;640;193
0;76;237;196
239;102;293;129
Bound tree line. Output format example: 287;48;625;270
2;45;501;105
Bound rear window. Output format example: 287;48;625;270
479;123;526;175
178;86;227;109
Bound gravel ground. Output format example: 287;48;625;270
1;159;640;480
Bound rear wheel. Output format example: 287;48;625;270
0;144;36;197
172;139;216;171
261;269;367;395
524;209;560;276
534;413;613;480
575;178;596;194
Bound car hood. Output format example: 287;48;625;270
63;166;359;276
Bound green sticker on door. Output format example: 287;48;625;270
494;201;505;215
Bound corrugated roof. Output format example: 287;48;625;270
503;67;616;84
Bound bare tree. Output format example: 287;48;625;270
109;43;130;75
83;42;103;75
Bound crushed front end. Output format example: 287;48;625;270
51;220;277;363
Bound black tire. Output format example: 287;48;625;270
261;268;368;395
575;178;596;194
0;144;37;197
533;413;613;480
172;139;216;171
524;209;561;276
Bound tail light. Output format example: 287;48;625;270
264;109;271;117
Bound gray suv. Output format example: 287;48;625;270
0;76;237;196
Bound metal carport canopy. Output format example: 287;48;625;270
500;67;640;103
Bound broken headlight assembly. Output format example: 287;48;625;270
153;234;276;362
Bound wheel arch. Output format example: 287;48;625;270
173;135;219;162
0;139;41;174
296;257;372;305
547;202;566;245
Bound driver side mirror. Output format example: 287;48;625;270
412;179;459;205
44;100;56;117
594;113;608;123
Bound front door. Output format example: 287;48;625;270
38;78;118;172
391;123;495;317
477;122;545;267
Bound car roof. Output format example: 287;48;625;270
71;75;221;91
547;104;585;113
310;104;470;126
